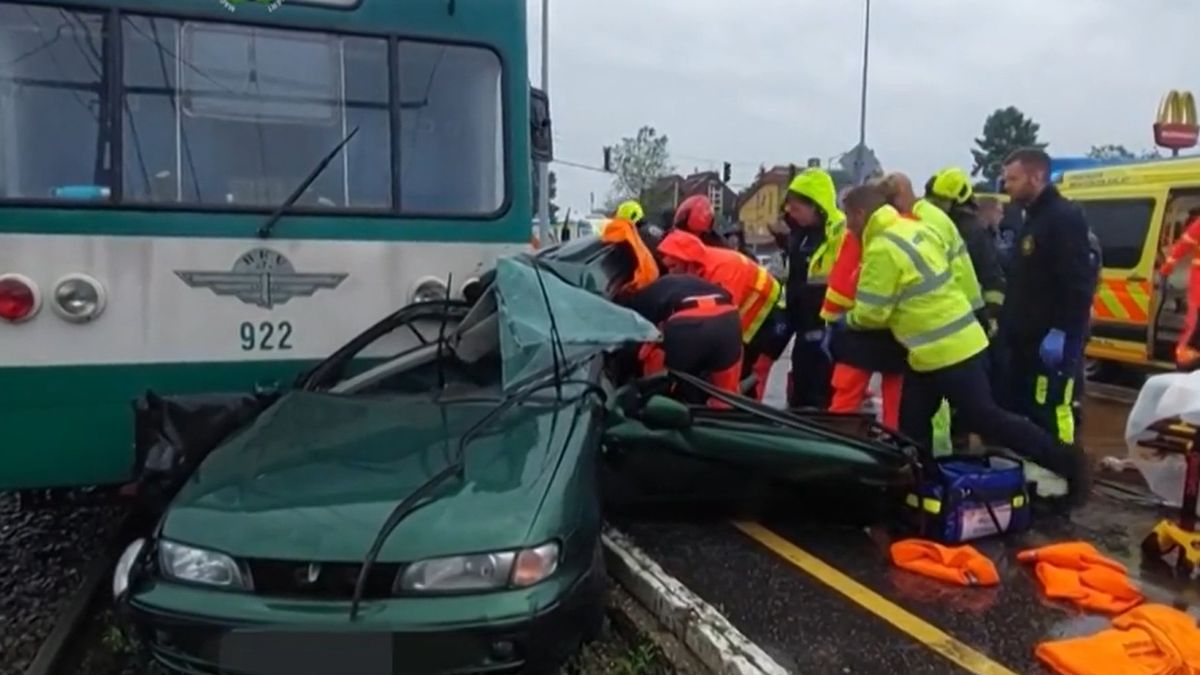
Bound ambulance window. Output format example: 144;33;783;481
1078;198;1154;269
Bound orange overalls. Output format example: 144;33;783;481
820;228;904;428
638;294;744;398
657;230;785;401
1159;215;1200;367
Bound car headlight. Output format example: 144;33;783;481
158;540;249;590
397;542;560;593
113;538;146;599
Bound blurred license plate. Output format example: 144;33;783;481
219;630;394;675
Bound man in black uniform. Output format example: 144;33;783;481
617;274;744;403
1001;147;1094;502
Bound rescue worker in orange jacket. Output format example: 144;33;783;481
618;274;744;402
1158;206;1200;369
656;220;790;400
820;205;907;428
672;194;733;248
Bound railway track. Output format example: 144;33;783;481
13;504;140;675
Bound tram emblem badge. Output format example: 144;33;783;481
175;247;348;310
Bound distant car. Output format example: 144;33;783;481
113;237;912;675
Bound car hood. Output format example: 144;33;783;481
162;390;593;563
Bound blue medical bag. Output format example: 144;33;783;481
905;452;1032;543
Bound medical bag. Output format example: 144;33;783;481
904;451;1032;543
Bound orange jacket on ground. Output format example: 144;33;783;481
889;539;999;587
657;229;781;343
1017;542;1143;614
1159;215;1200;365
602;218;660;295
1035;603;1200;675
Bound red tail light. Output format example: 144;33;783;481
0;275;39;323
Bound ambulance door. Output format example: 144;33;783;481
1078;192;1158;365
1149;188;1200;362
1075;190;1156;362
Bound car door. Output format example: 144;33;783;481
601;373;915;508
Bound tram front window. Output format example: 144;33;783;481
122;16;392;209
0;4;109;201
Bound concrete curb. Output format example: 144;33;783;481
602;526;791;675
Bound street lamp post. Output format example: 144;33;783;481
852;0;871;185
536;0;552;245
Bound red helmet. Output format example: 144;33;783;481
672;195;715;234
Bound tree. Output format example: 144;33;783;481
1087;144;1161;161
532;169;560;222
608;126;674;204
971;106;1047;185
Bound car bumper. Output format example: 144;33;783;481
124;562;603;675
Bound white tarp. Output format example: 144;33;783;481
1125;371;1200;514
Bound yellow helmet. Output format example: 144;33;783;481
615;200;645;223
930;167;973;205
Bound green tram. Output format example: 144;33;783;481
0;0;544;488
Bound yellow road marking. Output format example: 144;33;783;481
732;521;1020;675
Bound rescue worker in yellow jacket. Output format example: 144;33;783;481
840;184;1091;506
778;168;845;408
881;173;985;313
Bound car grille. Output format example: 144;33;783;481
245;559;403;600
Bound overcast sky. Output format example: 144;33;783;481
527;0;1199;216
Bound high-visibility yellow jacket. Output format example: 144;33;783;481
847;206;989;372
786;169;847;288
913;199;984;312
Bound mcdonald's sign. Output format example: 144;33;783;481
1154;89;1199;150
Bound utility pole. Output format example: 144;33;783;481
852;0;871;185
536;0;552;245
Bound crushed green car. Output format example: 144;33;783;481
113;236;915;675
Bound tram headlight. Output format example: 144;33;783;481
411;277;449;304
51;274;106;323
0;274;41;323
158;540;249;590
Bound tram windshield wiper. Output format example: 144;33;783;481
257;126;359;239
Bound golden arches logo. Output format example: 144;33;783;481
1154;89;1199;150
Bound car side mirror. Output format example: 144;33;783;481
530;87;553;162
640;395;692;430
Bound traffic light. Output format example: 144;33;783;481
603;146;612;173
722;162;731;183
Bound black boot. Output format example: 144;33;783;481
1060;443;1093;508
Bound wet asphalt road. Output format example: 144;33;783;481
619;364;1199;674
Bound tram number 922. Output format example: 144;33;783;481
240;321;294;351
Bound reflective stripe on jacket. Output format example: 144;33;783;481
820;229;861;322
657;229;782;343
913;199;984;312
847;206;989;372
